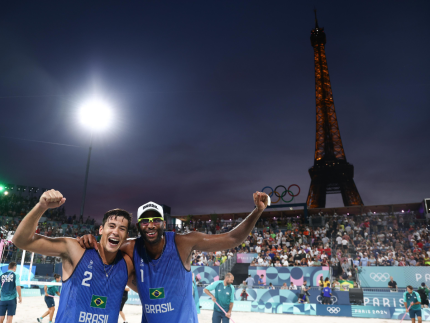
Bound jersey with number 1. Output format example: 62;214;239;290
134;232;198;322
55;249;128;323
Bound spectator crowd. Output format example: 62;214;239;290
2;192;429;274
190;211;430;273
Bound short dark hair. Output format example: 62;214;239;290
54;274;61;279
8;262;17;269
407;285;413;290
102;209;132;231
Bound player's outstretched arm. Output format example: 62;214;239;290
12;189;70;257
177;192;268;254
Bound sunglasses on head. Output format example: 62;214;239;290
138;217;163;225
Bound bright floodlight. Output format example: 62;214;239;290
79;98;112;130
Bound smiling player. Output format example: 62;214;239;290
12;189;135;323
78;191;270;322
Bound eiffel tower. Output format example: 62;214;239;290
306;11;364;208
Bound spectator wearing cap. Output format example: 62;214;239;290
418;283;429;308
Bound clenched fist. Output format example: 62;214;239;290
253;191;270;211
39;189;66;210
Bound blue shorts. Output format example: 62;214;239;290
409;308;422;318
212;310;229;323
45;295;55;308
0;298;17;316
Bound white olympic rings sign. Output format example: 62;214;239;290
327;307;341;314
369;273;390;282
316;295;337;304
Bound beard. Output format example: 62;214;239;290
138;225;165;245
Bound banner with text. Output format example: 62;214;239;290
237;253;258;263
363;291;405;308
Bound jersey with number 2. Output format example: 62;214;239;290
55;249;128;323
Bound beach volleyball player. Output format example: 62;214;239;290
78;191;270;323
12;189;135;322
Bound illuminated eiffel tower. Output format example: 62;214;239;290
306;11;364;208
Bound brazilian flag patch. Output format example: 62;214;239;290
90;295;107;309
149;287;165;300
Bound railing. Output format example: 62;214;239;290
219;254;237;279
361;287;406;293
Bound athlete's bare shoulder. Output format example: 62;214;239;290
120;238;137;259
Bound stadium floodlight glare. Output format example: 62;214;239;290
79;98;112;131
78;97;113;218
0;186;3;191
4;191;8;196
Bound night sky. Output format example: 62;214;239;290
1;1;429;220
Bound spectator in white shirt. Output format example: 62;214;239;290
342;238;348;250
289;282;297;290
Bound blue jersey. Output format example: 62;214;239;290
323;287;331;297
133;232;198;323
56;249;128;323
0;270;20;301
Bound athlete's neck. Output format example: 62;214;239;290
97;243;117;264
144;235;165;260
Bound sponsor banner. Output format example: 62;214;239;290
363;291;405;308
316;304;352;317
191;266;219;284
359;267;430;288
237;253;258;263
22;289;42;297
248;266;330;287
128;285;430;321
351;305;395;319
232;301;252;312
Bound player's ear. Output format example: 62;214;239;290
99;225;103;235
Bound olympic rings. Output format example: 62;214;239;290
316;295;337;304
261;184;301;204
327;307;341;314
369;273;390;282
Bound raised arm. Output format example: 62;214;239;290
176;192;268;269
12;190;70;257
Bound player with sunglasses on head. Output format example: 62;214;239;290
78;191;270;323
